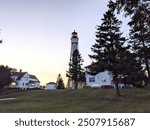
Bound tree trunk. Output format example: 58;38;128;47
141;24;150;85
115;82;120;97
144;57;150;84
75;81;78;89
114;74;120;97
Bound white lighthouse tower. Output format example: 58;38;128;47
70;30;79;60
67;30;79;89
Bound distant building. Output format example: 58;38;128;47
10;70;40;89
45;82;57;90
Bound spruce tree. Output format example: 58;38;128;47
116;0;149;15
89;0;126;96
128;1;150;84
116;0;150;85
116;0;140;15
66;49;84;89
56;74;65;89
121;51;146;87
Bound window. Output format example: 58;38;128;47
102;78;106;82
89;77;95;82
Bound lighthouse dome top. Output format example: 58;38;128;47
71;30;78;38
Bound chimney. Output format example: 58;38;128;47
20;69;22;72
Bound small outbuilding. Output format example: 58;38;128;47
45;82;57;90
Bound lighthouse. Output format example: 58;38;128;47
70;30;79;60
67;30;79;89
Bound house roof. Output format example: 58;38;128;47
11;72;40;82
29;74;39;81
85;62;97;68
85;62;112;75
12;72;27;80
46;82;56;85
85;63;100;75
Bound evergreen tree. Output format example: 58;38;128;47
89;0;126;96
116;0;150;85
128;1;150;84
0;65;16;88
121;51;146;87
66;49;84;89
116;0;149;15
56;74;65;89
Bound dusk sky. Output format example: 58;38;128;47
0;0;128;85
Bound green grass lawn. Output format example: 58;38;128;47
0;88;150;113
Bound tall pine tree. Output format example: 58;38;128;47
121;50;146;87
66;49;84;89
116;0;140;15
89;0;126;96
116;0;150;86
128;1;150;85
116;0;149;15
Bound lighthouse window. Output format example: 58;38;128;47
89;77;95;82
73;42;77;44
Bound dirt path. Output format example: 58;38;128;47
0;98;16;101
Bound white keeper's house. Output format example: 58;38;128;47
85;65;125;89
10;70;40;89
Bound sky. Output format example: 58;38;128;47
0;0;129;85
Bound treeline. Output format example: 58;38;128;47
0;65;17;88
